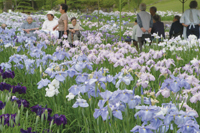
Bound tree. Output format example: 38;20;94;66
132;0;142;11
17;0;34;12
1;0;12;12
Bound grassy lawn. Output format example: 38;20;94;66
122;0;193;13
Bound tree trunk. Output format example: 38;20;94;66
32;0;34;9
3;1;6;12
7;0;12;9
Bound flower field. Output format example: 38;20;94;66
0;11;200;133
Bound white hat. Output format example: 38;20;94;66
47;11;54;16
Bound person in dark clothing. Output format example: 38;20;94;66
150;6;157;17
151;15;165;39
169;15;183;39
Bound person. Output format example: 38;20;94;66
68;17;84;44
169;15;183;39
150;6;157;17
131;19;139;51
21;16;39;38
180;1;200;39
151;15;165;40
1;24;7;30
42;11;59;38
42;11;58;31
53;3;68;46
137;3;153;53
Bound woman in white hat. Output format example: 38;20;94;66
41;11;59;39
42;11;58;32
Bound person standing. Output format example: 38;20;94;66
53;4;68;46
137;3;153;53
151;15;165;39
150;6;157;17
180;1;200;39
131;19;139;51
169;15;183;39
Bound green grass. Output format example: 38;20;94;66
122;0;196;13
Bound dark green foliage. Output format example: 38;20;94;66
17;0;34;12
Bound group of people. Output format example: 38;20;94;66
131;0;200;52
1;1;200;50
20;4;83;46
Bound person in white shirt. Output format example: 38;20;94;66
41;11;59;38
131;19;139;51
68;17;84;45
180;1;200;39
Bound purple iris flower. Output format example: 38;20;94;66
66;67;77;78
69;85;80;95
150;115;165;129
73;62;87;72
51;114;67;126
16;99;29;108
98;90;113;108
8;54;23;64
0;101;6;110
0;63;12;71
12;84;27;94
116;89;131;103
50;71;67;82
37;78;51;89
72;98;89;108
134;106;160;122
157;124;170;133
1;70;15;79
164;111;179;125
0;66;3;74
20;127;36;133
0;82;12;91
93;106;109;121
161;75;191;93
29;48;45;58
130;125;156;133
0;114;16;126
31;105;52;121
87;87;100;98
177;120;200;133
128;95;140;109
112;108;123;120
78;84;89;94
76;73;88;83
52;50;69;60
11;96;19;101
115;72;133;88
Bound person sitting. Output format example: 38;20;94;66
42;11;58;31
68;17;84;44
42;11;59;38
151;15;165;40
131;19;139;51
21;16;39;38
169;15;183;39
1;24;7;30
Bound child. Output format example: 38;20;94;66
169;15;183;39
151;15;165;39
